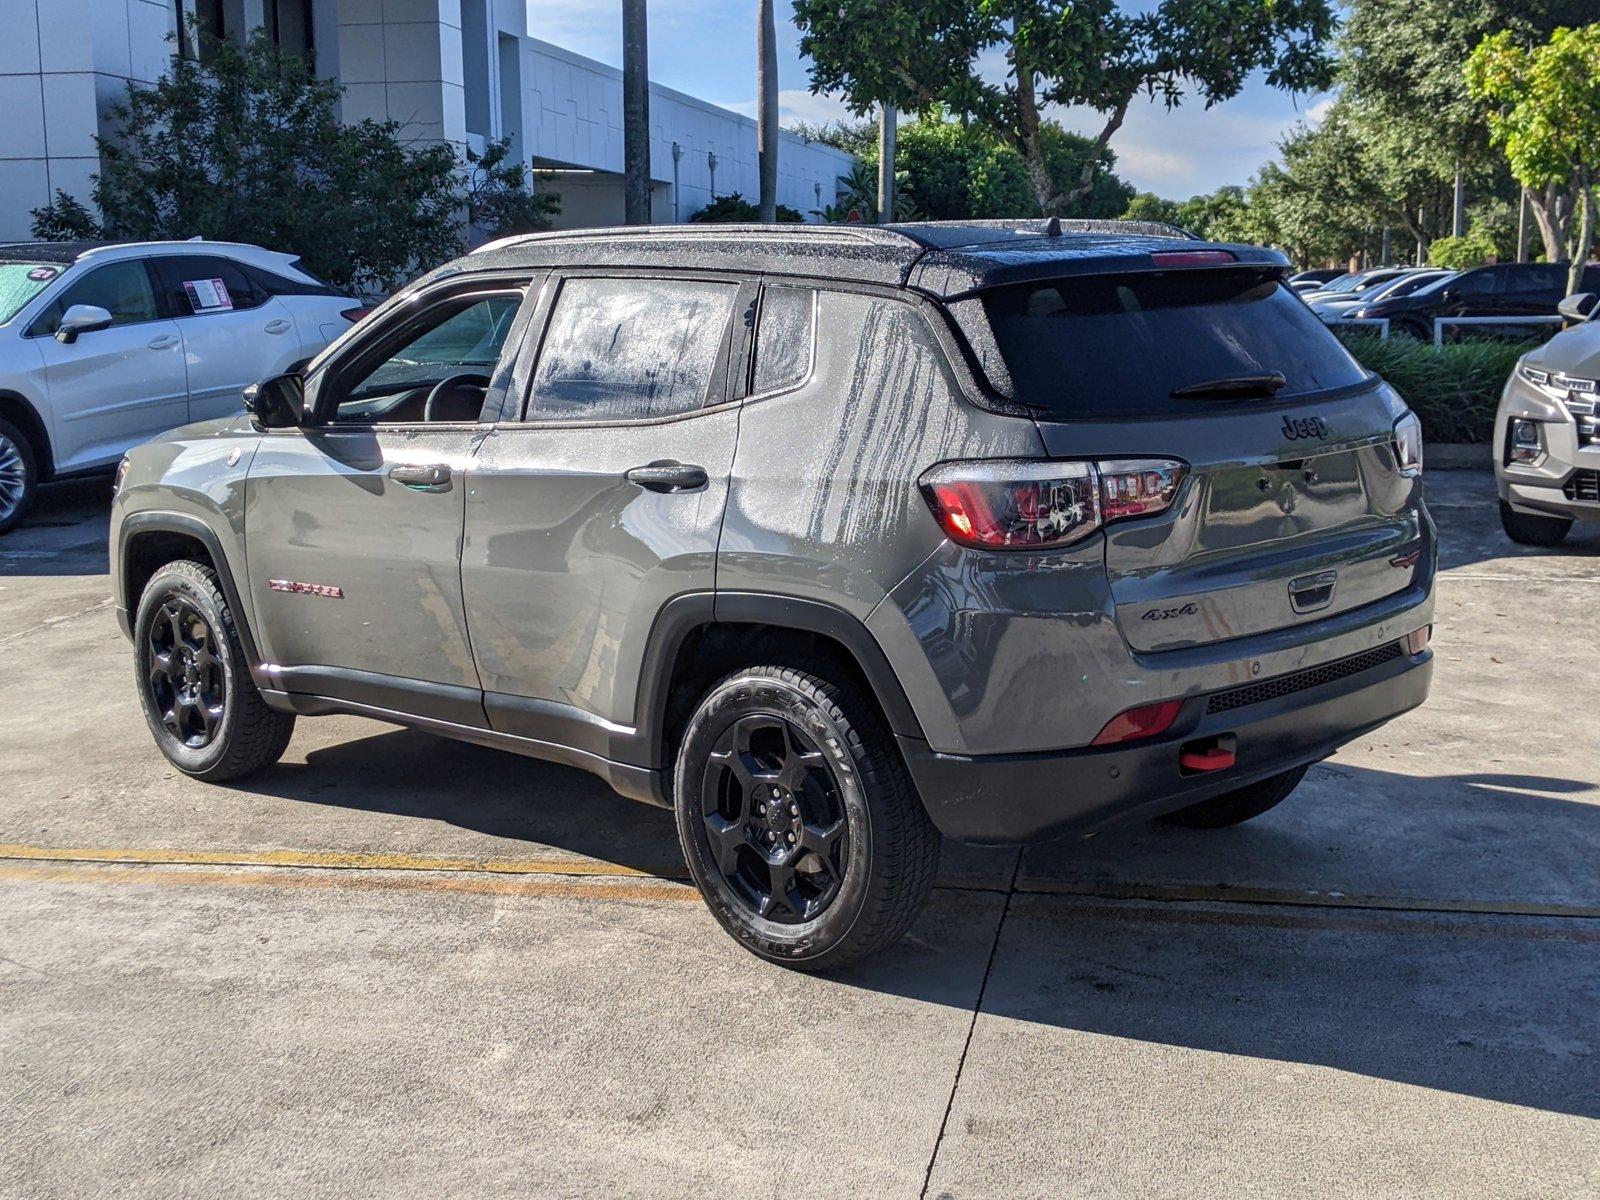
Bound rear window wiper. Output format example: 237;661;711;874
1169;372;1288;401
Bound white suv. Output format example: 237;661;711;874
0;239;362;532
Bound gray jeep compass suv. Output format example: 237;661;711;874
112;221;1436;969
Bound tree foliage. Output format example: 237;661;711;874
29;29;555;294
1467;23;1600;289
688;192;806;222
793;0;1337;216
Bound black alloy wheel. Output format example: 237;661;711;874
145;594;227;748
699;713;850;924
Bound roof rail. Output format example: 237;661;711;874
471;222;927;256
888;217;1199;242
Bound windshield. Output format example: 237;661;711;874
1319;273;1371;294
1378;272;1451;300
980;268;1370;420
0;261;63;324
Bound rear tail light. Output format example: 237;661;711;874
340;306;372;323
919;458;1186;550
1150;250;1237;268
1393;412;1423;475
1092;699;1184;746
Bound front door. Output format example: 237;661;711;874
461;273;753;760
245;281;534;726
30;258;189;472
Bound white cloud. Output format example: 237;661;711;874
1306;96;1335;125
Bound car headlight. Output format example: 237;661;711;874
1518;360;1550;387
1508;418;1543;465
1393;412;1423;476
112;455;132;496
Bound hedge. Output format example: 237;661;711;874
1335;332;1528;444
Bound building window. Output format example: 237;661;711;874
179;0;227;61
265;0;315;60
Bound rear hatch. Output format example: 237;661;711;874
972;262;1426;652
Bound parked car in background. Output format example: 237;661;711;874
1350;262;1600;341
1300;266;1415;305
1495;290;1600;546
0;240;362;533
1311;270;1455;324
110;220;1435;970
1290;267;1345;292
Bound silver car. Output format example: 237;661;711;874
1496;293;1600;545
111;221;1437;969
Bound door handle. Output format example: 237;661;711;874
147;334;179;349
388;463;452;491
625;461;708;493
264;319;292;335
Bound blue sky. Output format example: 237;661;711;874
527;0;1334;201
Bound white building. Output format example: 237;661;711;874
0;0;856;241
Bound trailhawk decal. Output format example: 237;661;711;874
268;579;345;599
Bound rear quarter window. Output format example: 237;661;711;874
977;269;1370;419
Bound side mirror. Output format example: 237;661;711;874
55;304;113;344
243;372;305;429
1557;292;1598;323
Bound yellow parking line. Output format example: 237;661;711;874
0;842;681;879
0;860;698;903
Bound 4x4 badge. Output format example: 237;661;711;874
1281;415;1328;441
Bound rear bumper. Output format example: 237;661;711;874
900;641;1432;844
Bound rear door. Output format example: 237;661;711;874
461;272;751;755
977;265;1427;653
150;254;303;423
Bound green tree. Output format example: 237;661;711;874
29;28;555;294
1467;24;1600;291
793;0;1338;216
688;192;806;222
1428;230;1500;268
1122;193;1182;226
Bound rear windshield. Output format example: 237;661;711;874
979;269;1370;419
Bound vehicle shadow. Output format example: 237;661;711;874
1427;469;1600;569
0;477;111;576
230;727;1599;1120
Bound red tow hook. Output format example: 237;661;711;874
1179;737;1237;773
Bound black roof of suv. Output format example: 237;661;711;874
465;219;1291;298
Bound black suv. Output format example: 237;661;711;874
1353;262;1600;339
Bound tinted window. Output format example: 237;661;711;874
980;269;1369;419
1505;264;1564;296
526;277;736;422
330;295;520;424
31;261;160;335
1454;269;1497;297
152;255;265;314
752;286;815;394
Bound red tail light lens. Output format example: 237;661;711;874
920;458;1186;551
1092;699;1184;746
340;306;372;322
1150;250;1237;267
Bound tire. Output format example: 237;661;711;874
0;415;39;536
133;559;295;782
1499;500;1571;547
1393;318;1431;341
1159;765;1309;830
673;664;940;971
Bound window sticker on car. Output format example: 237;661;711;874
183;277;233;312
26;266;58;282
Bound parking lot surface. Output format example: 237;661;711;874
2;472;1597;1198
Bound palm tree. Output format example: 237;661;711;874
623;0;650;224
757;0;778;222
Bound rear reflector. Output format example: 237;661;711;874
1150;250;1237;268
1092;699;1184;747
1179;744;1236;772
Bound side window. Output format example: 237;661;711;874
525;276;737;422
1454;269;1496;297
751;286;816;394
1510;264;1564;296
30;260;160;335
152;255;265;316
327;294;522;425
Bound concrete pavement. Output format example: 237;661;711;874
1;472;1596;1198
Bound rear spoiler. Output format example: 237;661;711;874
916;244;1291;302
